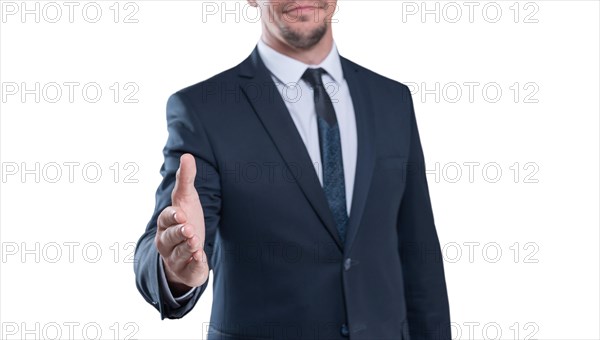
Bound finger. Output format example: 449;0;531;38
157;223;188;255
185;249;209;274
172;153;197;203
157;206;187;231
169;235;204;269
178;249;210;288
191;248;206;263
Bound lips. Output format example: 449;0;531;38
284;5;320;13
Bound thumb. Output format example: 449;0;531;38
172;153;197;203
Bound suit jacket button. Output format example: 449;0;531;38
340;323;350;337
344;258;352;271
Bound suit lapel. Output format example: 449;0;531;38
340;56;376;256
238;47;345;251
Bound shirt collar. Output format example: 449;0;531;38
256;37;344;86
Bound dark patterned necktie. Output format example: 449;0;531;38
301;67;349;245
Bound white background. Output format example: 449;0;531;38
0;1;598;339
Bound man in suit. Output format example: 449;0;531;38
134;0;451;339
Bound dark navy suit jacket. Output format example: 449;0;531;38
134;46;451;340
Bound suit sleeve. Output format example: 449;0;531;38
133;91;221;319
397;85;451;339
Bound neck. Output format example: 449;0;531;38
260;30;334;65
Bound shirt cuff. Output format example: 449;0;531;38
158;257;197;308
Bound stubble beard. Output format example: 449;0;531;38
278;18;328;50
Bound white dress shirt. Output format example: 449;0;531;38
160;38;358;306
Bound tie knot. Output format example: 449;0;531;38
301;67;326;88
